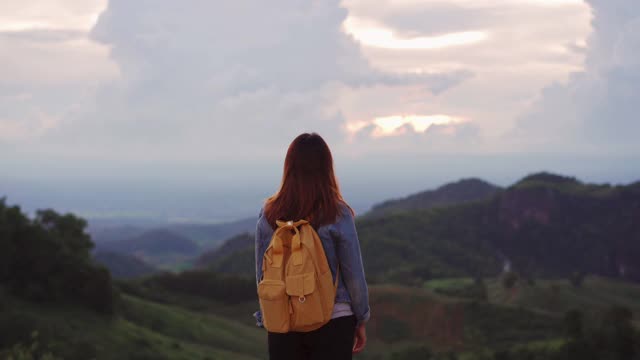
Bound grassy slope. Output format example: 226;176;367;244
360;276;640;359
5;276;639;359
361;284;560;357
3;294;266;360
486;276;640;325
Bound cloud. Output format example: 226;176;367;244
4;0;618;185
515;0;640;153
0;1;115;145
342;0;591;144
0;0;106;32
15;0;470;161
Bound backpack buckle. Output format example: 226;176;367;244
298;296;306;303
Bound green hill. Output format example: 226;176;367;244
486;276;640;322
168;217;256;248
358;172;640;284
0;292;265;360
93;251;158;279
195;232;254;277
189;173;640;285
95;229;200;270
365;178;500;218
89;217;256;250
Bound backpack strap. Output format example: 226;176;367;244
274;219;308;267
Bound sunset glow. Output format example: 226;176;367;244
0;1;106;32
346;115;467;138
344;17;488;50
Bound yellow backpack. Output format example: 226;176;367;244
257;219;338;333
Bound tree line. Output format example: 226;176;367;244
0;197;115;314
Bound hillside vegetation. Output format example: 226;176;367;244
195;232;254;277
195;173;640;286
88;217;256;271
0;292;265;360
93;251;158;279
94;229;200;270
358;172;640;284
365;178;500;218
0;198;115;314
0;197;266;359
2;172;640;360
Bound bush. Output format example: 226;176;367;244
0;331;62;360
502;271;519;289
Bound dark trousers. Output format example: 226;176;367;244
267;315;357;360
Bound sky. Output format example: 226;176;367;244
1;0;639;222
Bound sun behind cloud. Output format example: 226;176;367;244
343;16;488;50
346;114;467;139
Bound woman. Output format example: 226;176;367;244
254;133;370;360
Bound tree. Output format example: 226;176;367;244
502;271;518;289
0;199;116;314
34;209;93;260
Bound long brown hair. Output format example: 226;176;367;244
264;133;354;229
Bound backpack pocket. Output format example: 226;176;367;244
258;279;290;333
286;271;325;328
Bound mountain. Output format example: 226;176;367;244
87;217;257;270
88;224;147;244
365;178;500;218
358;172;640;284
180;173;640;284
198;179;504;278
92;251;157;279
96;229;199;256
95;229;200;269
167;217;256;248
88;216;257;249
195;232;254;277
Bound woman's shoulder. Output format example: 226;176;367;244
337;201;355;220
327;201;354;230
256;205;273;234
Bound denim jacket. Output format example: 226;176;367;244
254;202;371;327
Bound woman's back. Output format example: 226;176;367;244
255;201;370;324
254;133;370;360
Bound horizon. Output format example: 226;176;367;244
3;161;638;226
2;0;640;224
